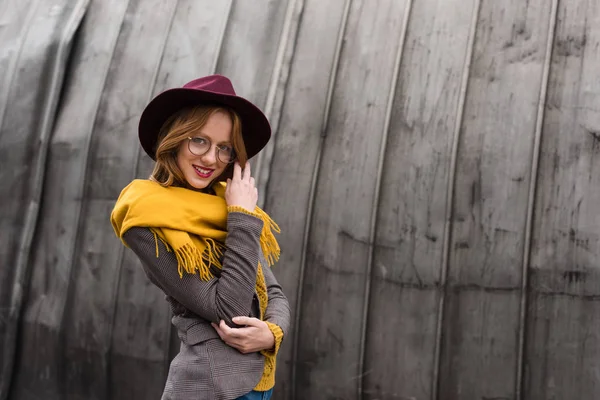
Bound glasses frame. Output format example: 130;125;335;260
186;136;236;164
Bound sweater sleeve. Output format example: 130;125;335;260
123;211;263;328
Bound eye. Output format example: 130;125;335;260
217;144;233;153
191;137;208;145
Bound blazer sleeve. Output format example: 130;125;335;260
122;211;263;327
262;263;291;335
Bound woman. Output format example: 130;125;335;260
111;75;290;400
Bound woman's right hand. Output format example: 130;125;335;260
225;161;258;212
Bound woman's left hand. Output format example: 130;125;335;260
212;317;275;354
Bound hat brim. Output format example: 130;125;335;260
138;88;271;160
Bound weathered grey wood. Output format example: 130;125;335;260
0;0;41;392
439;0;554;399
1;0;600;398
56;1;177;398
261;0;349;398
9;1;129;397
0;0;40;133
525;0;600;398
363;0;476;398
295;1;410;398
253;0;303;206
214;0;290;125
0;1;88;398
108;2;232;399
515;1;559;398
359;0;413;395
432;2;482;398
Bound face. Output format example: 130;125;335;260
176;110;232;190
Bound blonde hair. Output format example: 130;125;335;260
150;105;247;188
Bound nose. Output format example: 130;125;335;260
200;145;218;165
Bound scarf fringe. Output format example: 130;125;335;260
151;229;226;281
149;209;280;281
256;208;281;266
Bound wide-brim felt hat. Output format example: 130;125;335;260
139;74;271;160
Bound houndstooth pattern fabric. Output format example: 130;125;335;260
123;211;290;400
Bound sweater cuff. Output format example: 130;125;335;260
261;321;284;357
227;205;261;219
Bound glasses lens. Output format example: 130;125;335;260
217;148;235;164
188;138;210;156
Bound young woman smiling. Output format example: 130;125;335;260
111;75;290;400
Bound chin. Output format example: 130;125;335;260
188;179;210;190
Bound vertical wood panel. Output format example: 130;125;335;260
363;0;476;398
59;1;177;398
526;0;600;398
359;0;413;394
255;0;303;207
0;1;87;398
215;0;289;111
295;1;409;398
108;2;232;398
439;1;554;399
261;0;349;398
515;0;559;398
0;0;40;132
11;0;129;398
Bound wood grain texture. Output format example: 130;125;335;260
2;1;600;398
294;1;410;398
57;1;176;398
215;0;289;111
109;2;232;398
363;0;476;398
0;1;86;398
525;0;600;398
254;0;303;208
261;0;349;398
439;0;554;399
10;0;129;397
0;0;40;133
9;1;129;397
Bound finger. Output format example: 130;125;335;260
249;177;255;188
232;316;261;327
242;162;251;181
226;178;231;187
219;320;241;338
212;326;225;340
233;162;242;181
227;342;245;353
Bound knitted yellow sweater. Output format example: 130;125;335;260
254;264;284;390
229;206;283;391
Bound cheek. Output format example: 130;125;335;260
175;143;189;170
216;162;227;174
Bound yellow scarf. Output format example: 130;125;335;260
110;179;280;282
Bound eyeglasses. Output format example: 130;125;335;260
186;136;236;164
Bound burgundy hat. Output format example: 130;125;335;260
138;75;271;160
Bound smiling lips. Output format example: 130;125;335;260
193;165;214;178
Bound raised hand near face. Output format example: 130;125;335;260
225;161;258;212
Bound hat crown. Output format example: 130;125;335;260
182;75;236;96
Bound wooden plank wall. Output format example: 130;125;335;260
440;0;554;399
526;0;600;398
1;0;599;399
0;0;88;398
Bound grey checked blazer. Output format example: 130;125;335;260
123;211;290;400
